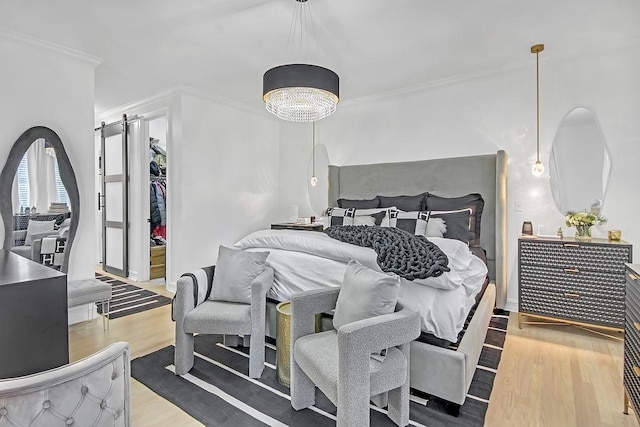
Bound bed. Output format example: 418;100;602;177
238;150;508;412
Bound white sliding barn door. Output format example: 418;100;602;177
99;115;130;277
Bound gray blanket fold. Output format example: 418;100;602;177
324;226;450;280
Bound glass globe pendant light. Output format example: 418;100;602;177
310;121;318;186
531;43;545;177
263;0;339;122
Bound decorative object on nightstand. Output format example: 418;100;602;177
271;223;323;232
518;237;632;338
564;210;606;240
522;221;533;236
623;264;640;421
609;230;622;241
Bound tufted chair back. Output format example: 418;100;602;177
0;342;130;427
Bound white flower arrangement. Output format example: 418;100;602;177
564;211;607;228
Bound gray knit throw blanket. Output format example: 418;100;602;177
324;226;450;280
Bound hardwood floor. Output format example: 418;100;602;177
485;317;638;427
70;272;639;426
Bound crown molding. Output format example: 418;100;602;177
96;85;268;123
179;85;266;116
0;27;102;68
342;42;640;107
96;87;182;123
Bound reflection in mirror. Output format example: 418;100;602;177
549;107;611;214
0;127;79;273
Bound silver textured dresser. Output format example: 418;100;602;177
518;237;632;332
624;264;640;421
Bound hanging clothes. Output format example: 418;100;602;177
150;184;161;228
150;177;167;239
154;181;166;226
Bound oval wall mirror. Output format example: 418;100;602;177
0;127;80;273
549;107;611;214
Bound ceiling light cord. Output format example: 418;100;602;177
310;121;317;186
536;49;540;163
530;43;545;177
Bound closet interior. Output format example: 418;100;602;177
149;118;166;280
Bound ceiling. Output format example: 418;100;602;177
0;0;638;115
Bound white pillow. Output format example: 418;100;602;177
25;220;56;245
425;217;447;238
327;207;356;226
353;207;393;227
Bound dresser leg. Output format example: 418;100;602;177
518;313;522;329
624;389;630;415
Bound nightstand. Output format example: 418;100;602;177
518;237;632;335
271;223;324;232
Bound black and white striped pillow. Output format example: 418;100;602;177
389;209;430;235
327;207;356;226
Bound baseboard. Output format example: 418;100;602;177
128;270;139;282
166;280;177;293
505;299;518;313
68;303;98;325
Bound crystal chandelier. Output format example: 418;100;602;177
262;0;339;122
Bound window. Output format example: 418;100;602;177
15;151;69;212
16;154;29;210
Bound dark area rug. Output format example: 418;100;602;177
131;310;509;426
95;272;172;319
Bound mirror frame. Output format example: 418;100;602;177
0;126;80;273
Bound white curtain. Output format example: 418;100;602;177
27;139;57;213
11;174;19;214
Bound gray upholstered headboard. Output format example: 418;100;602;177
328;150;508;309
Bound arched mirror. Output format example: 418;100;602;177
0;127;80;273
549;107;611;213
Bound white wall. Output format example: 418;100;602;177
178;92;280;284
0;31;99;281
278;47;640;311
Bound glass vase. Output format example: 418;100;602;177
574;225;592;240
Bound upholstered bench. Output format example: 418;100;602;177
67;279;112;330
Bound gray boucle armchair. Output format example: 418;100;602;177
0;341;130;427
174;265;274;378
290;288;421;427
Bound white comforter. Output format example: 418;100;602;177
234;229;488;342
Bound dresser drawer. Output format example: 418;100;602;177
627;282;640;322
520;240;630;273
625;319;640;362
624;358;640;413
520;287;623;327
520;264;624;300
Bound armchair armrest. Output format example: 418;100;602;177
291;287;340;348
338;304;421;356
250;267;274;301
174;266;215;322
250;267;274;327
